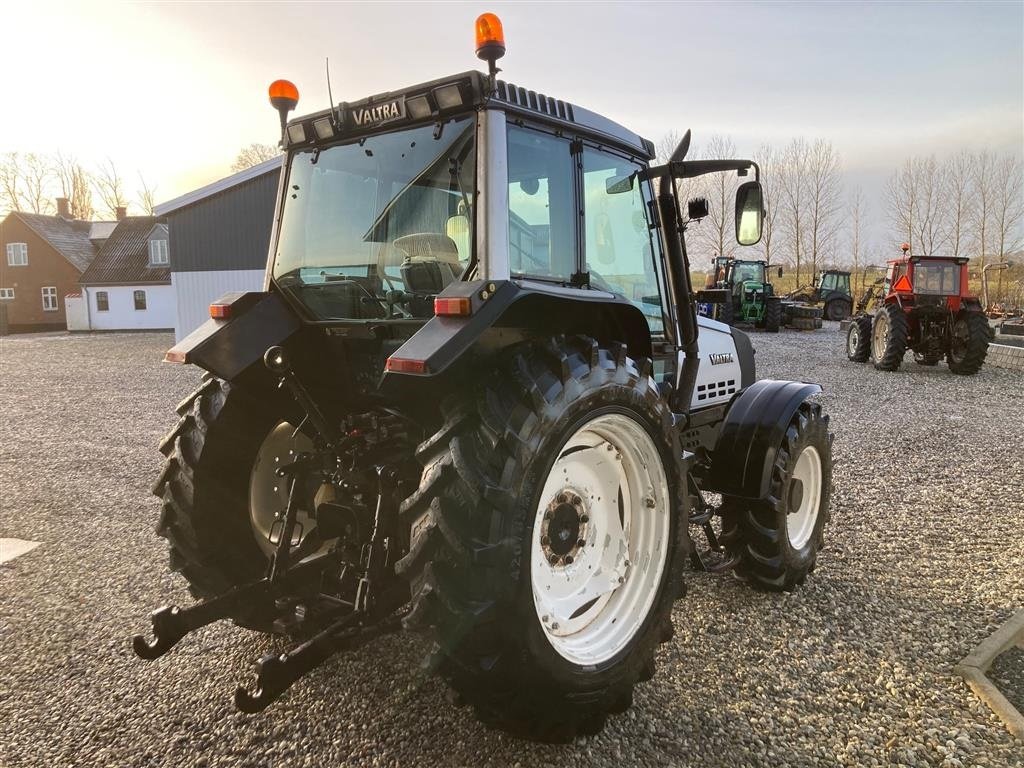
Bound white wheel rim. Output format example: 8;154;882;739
847;325;860;356
872;314;888;361
786;445;822;549
530;413;671;666
249;421;318;558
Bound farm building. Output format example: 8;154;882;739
72;217;174;331
154;157;281;341
0;200;117;334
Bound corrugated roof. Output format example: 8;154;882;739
79;216;170;285
14;212;106;273
154;157;282;216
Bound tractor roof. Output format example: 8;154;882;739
284;70;655;160
887;255;969;266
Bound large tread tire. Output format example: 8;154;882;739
720;401;832;591
871;304;909;371
846;315;872;362
764;298;782;333
152;376;280;628
826;298;852;321
396;336;687;742
947;311;992;376
719;293;734;326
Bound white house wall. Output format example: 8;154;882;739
83;285;176;330
172;269;266;341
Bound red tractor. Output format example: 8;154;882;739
845;244;992;374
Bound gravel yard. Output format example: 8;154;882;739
0;327;1021;768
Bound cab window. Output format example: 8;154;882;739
581;148;663;334
507;126;576;282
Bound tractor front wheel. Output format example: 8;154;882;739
397;337;686;741
948;311;992;375
846;316;872;362
721;401;832;591
871;304;909;371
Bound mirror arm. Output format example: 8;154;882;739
642;159;760;183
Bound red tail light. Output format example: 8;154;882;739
434;296;472;316
385;357;428;374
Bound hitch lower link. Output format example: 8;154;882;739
133;346;405;713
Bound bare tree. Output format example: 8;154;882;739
53;152;94;220
231;143;280;172
755;143;783;265
848;186;866;294
992;155;1024;260
0;152;22;214
910;156;948;255
945;150;975;258
805;139;843;278
18;154;53;214
94;158;128;218
655;130;682;165
778;138;811;285
137;173;158;216
885;158;917;252
692;134;739;263
971;149;996;268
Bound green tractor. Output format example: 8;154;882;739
701;258;782;332
784;269;853;321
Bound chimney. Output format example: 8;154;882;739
56;197;72;219
116;206;127;221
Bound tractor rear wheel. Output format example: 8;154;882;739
948;311;992;375
871;304;908;371
825;298;852;321
846;316;872;362
152;377;294;629
397;337;686;741
764;298;782;333
721;401;831;591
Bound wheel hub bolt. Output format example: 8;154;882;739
577;538;585;548
564;555;574;565
549;554;560;565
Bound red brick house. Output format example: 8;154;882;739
0;199;118;333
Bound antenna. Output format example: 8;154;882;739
326;57;337;124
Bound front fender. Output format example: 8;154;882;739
705;379;823;499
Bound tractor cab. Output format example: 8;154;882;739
884;249;971;312
816;270;851;298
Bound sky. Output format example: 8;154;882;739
4;0;1022;246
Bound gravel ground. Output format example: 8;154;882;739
0;326;1022;768
990;647;1024;715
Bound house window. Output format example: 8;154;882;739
149;239;169;266
0;288;14;300
41;286;58;311
134;290;147;310
6;243;28;266
96;291;109;311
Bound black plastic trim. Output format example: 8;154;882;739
731;327;756;389
706;379;822;499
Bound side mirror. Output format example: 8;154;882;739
777;266;784;279
687;197;709;220
735;181;764;246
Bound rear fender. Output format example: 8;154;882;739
380;279;652;392
705;379;822;499
164;291;300;381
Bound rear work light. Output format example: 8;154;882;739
434;296;472;316
385;357;429;374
